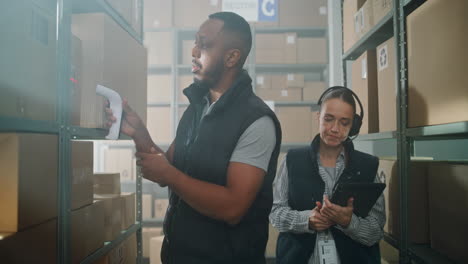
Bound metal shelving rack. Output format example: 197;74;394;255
1;0;145;263
341;0;466;263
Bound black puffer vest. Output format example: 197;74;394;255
161;71;282;264
276;135;381;264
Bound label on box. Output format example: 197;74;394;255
210;0;219;6
319;6;327;15
378;45;389;71
222;0;258;21
281;90;288;97
354;11;361;33
286;35;295;44
361;59;367;79
257;76;264;85
287;74;294;81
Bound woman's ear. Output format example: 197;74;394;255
225;49;241;68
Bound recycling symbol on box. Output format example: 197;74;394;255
378;45;388;71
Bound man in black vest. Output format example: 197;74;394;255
107;12;282;264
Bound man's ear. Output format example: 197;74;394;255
225;49;241;68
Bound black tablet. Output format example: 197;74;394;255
331;182;386;217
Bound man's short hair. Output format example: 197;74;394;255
209;12;252;67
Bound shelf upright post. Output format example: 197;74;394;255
136;164;143;263
56;0;73;263
394;0;411;263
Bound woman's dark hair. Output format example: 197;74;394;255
318;86;357;115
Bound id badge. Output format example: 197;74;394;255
318;236;339;264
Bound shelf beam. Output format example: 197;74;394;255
255;64;327;74
0;117;60;134
80;223;142;264
69;126;131;140
342;11;394;61
355;131;396;141
406;122;468;139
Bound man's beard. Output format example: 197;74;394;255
193;58;224;89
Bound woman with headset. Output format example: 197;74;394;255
269;86;385;264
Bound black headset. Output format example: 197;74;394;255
317;86;364;138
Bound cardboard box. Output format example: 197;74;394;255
71;34;83;125
407;0;468;127
149;236;165;264
144;0;172;28
372;0;393;25
93;195;122;242
72;13;147;128
351;49;379;134
107;233;137;264
148;75;172;103
357;0;374;38
256;88;302;102
0;0;57;121
256;33;297;64
145;31;173;66
94;173;121;195
147;107;173;144
377;37;397;132
128;33;148;126
279;0;328;28
270;74;305;89
255;75;272;90
154;198;169;219
297;37;328;64
182;39;194;65
343;0;366;52
143;228;163;257
71;141;94;210
143;194;153;219
178;75;193;104
0;134;58;233
71;201;105;264
428;163;468;263
276;107;319;143
378;159;429;243
121;193;136;229
0;218;57;264
174;0;221;28
303;82;326;102
125;233;137;264
104;147;135;182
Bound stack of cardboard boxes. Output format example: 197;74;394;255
0;134;58;263
378;158;468;263
344;0;395;134
92;172;137;237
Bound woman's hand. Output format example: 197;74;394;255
320;195;354;228
309;201;334;231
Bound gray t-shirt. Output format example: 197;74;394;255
201;97;276;172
